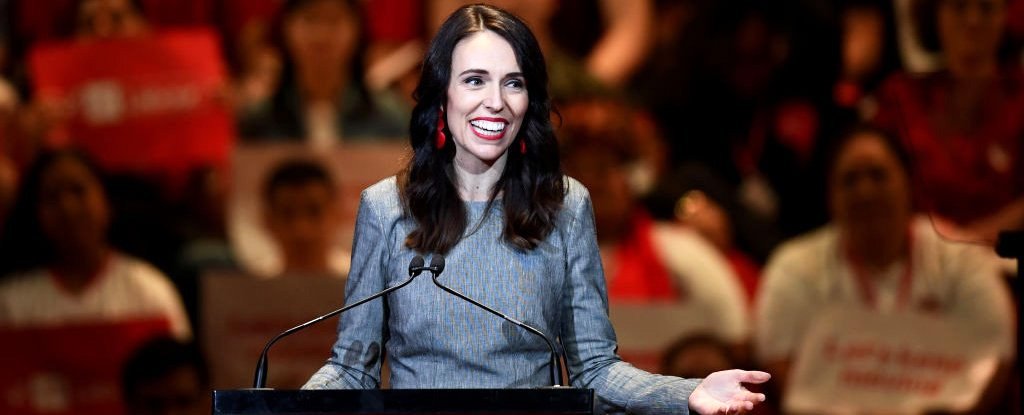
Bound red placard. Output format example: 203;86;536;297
28;28;235;190
0;318;173;415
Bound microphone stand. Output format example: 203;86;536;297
252;256;428;389
424;255;566;387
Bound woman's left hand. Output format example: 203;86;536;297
688;369;771;414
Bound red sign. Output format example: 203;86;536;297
28;28;234;190
0;318;172;415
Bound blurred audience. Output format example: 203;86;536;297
646;164;769;306
634;0;838;245
559;100;749;347
122;336;209;415
660;333;741;380
754;126;1015;411
236;0;406;146
834;0;902;113
74;0;150;40
260;157;348;277
427;0;621;101
0;154;15;229
0;149;190;338
871;0;1024;244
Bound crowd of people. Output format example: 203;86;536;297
0;0;1021;414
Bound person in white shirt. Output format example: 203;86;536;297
755;125;1015;411
0;150;190;338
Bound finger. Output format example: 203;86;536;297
732;390;766;404
736;370;771;384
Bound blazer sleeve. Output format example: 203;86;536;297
558;180;700;415
303;189;392;389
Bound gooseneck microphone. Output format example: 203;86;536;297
252;255;428;389
424;255;567;387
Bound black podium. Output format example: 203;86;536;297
212;388;595;414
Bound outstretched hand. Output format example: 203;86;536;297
688;369;771;414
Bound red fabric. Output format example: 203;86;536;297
725;249;760;307
0;318;173;415
607;212;682;302
362;0;422;43
872;69;1024;225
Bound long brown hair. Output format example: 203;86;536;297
399;4;564;254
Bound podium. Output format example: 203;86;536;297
212;388;596;414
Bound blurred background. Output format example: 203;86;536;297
0;0;1021;414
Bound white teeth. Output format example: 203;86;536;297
470;120;506;132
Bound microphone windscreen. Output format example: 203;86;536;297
408;255;425;275
429;254;446;274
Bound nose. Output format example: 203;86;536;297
482;84;504;112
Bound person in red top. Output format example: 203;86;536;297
559;101;750;347
871;0;1024;244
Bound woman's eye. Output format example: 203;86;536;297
465;77;483;86
505;79;525;89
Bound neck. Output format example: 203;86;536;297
297;65;348;103
51;245;110;293
452;152;507;201
948;56;997;81
844;228;908;272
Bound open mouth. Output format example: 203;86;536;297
470;118;508;140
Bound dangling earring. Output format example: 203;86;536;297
436;110;447;149
520;140;527;154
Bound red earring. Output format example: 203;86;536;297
436;111;446;149
520;140;526;154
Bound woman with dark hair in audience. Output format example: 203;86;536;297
303;4;769;414
237;0;406;145
0;149;189;338
871;0;1024;244
755;125;1014;412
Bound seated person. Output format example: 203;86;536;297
754;126;1015;411
122;336;209;415
559;105;749;347
261;157;348;277
871;0;1024;243
0;149;190;338
0;150;191;414
236;0;406;144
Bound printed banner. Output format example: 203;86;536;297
786;307;1000;414
28;28;234;184
201;272;348;389
0;318;172;415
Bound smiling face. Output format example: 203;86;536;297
445;30;529;172
829;132;912;237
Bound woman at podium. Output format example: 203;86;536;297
304;4;769;414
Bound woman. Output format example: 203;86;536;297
871;0;1024;244
237;0;406;144
304;5;768;414
754;126;1014;411
0;150;190;338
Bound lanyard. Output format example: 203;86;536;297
843;228;915;311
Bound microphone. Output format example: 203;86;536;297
252;255;427;388
425;255;567;387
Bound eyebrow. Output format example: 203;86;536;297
457;69;526;79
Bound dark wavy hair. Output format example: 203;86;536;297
0;150;110;277
399;4;564;254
